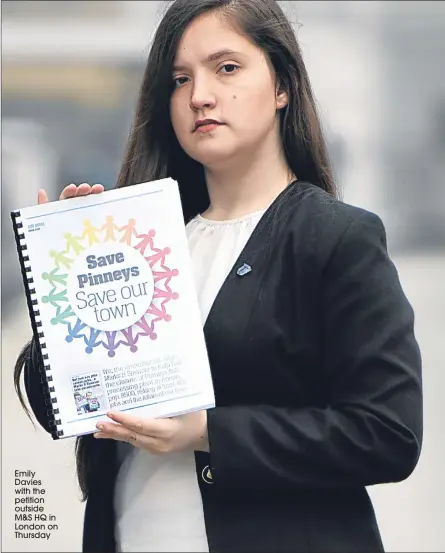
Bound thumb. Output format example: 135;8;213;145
37;189;49;205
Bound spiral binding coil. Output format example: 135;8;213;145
11;210;64;439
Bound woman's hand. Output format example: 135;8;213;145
94;410;209;454
38;182;104;205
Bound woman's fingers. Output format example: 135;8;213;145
40;182;105;205
93;424;169;454
58;182;105;201
59;183;78;200
37;189;49;205
105;410;171;438
94;423;142;446
91;184;105;194
75;183;105;196
73;183;92;197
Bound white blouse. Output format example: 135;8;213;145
114;210;265;553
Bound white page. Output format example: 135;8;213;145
13;178;215;438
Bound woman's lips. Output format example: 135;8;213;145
195;122;222;133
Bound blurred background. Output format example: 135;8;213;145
2;1;444;551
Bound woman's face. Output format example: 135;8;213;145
170;11;288;169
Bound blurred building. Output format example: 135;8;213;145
2;1;445;312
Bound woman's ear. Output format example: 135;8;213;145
276;82;289;110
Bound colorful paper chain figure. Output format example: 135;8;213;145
63;232;85;255
145;303;172;323
42;217;179;354
42;268;68;287
119;219;137;245
82;220;101;246
50;305;75;326
84;328;102;354
49;250;73;270
102;216;119;242
66;318;88;343
102;331;122;358
121;327;139;353
146;246;171;268
135;229;156;255
135;317;157;340
41;288;69;309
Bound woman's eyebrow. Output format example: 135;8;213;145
173;49;241;72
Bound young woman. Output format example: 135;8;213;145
14;0;423;552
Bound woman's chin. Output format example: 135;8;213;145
188;143;240;169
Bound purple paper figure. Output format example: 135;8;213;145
101;331;122;358
121;327;139;353
135;316;157;340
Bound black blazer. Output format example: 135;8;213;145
23;181;422;553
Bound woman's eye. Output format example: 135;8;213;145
173;76;189;88
219;64;240;75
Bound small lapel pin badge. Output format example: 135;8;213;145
237;263;252;277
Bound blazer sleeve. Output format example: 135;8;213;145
23;337;53;434
205;210;423;490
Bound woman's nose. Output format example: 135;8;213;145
189;78;216;111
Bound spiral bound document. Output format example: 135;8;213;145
11;178;215;439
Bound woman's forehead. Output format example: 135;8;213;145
173;12;251;62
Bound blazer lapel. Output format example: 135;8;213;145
202;180;303;370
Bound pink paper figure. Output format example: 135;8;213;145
152;285;179;304
134;229;156;256
119;219;137;245
145;247;171;268
145;301;172;323
152;266;179;284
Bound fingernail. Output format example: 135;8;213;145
97;423;104;430
107;412;115;419
93;433;102;439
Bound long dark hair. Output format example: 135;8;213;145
14;0;337;502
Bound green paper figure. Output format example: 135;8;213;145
50;304;75;325
42;268;68;287
64;232;85;255
49;250;73;270
42;288;69;309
